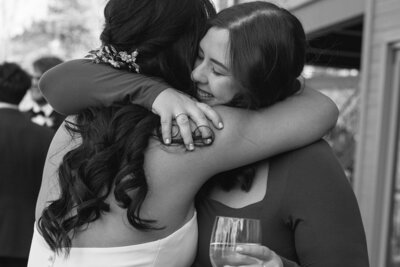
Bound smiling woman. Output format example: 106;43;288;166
202;4;305;110
193;28;240;106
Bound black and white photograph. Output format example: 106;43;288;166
1;0;399;266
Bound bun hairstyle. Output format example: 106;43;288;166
38;0;216;254
209;1;306;109
99;0;216;94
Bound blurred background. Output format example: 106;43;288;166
0;0;399;266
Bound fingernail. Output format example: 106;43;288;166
218;122;224;129
188;143;194;151
236;246;243;252
164;138;170;144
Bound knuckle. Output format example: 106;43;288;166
177;116;189;124
262;247;270;257
197;102;208;110
203;105;213;112
197;114;207;122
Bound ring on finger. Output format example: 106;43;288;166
174;113;188;120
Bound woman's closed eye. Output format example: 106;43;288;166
211;66;223;76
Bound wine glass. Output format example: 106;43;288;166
209;216;262;267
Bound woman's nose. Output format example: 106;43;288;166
191;60;207;84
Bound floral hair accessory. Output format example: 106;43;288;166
87;45;140;73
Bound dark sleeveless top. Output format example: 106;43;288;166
193;140;369;267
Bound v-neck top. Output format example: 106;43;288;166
193;140;369;267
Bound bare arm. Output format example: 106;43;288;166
148;87;338;194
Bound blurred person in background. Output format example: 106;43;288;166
27;56;65;131
0;62;53;267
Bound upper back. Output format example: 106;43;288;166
35;118;197;247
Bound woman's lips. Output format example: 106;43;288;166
196;88;214;100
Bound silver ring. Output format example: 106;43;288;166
174;113;188;120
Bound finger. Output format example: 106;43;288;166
175;113;194;150
236;245;274;261
197;102;223;129
188;109;213;145
221;254;257;266
225;260;280;267
159;114;172;145
261;261;282;267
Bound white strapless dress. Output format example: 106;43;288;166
27;212;198;267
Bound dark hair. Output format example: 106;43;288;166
99;0;216;94
203;2;307;192
210;1;306;109
33;56;63;74
38;0;216;254
0;62;31;104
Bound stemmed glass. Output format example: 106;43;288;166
209;216;262;267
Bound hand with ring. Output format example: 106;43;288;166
223;244;283;267
151;88;223;150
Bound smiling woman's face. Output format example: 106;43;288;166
191;27;240;106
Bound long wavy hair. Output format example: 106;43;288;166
38;0;216;254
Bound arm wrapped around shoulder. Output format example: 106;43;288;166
39;59;169;115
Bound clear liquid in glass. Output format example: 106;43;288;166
209;216;262;267
210;242;260;267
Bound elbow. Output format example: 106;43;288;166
325;96;339;129
38;69;66;115
306;87;339;130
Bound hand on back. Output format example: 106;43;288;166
151;88;223;150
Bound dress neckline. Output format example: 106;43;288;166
204;163;270;211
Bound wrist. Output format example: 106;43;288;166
151;88;176;115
